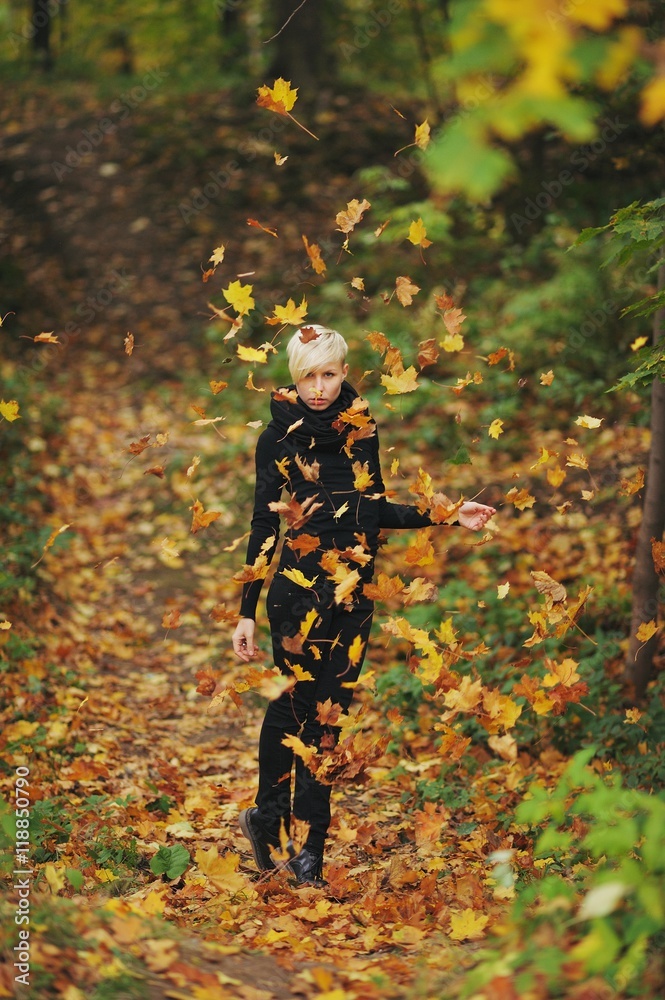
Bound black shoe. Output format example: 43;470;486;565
238;808;276;872
287;846;327;887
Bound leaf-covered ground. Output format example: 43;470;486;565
1;83;664;999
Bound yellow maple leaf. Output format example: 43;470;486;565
381;366;419;395
404;528;435;566
441;332;464;352
442;676;483;715
488;733;518;761
543;657;581;688
395;275;420;306
488;418;504;439
448;908;489;941
267;296;308;326
256;77;298;114
0;399;20;422
631;335;649;351
348;634;366;666
504;486;535;510
532;689;555;716
624;707;643;725
222;280;254;316
282;733;318;764
33;331;60;343
566;452;589;469
540;370;555;385
547;465;566;488
237;345;268;364
334;568;361;605
352;460;375;492
636;620;658;643
575;415;603;429
281;567;318;589
408;218;432;248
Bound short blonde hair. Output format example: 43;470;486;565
286;324;348;382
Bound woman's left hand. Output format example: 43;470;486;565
458;501;496;530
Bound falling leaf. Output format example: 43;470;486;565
352;460;375;492
0;399;20;422
363;572;405;601
619;468;644;496
631;335;648;351
636;620;658;642
274;151;288;165
566;452;589;469
269;494;324;529
441;331;465;352
532;570;567;603
547;465;567;487
418;339;439;369
237;345;268;364
247;218;278;238
294;453;320;483
256;77;298;114
405;528;435;566
497;582;510;599
575;415;603;429
266;296;308;326
31;523;71;567
222;280;255;316
442;306;466;336
33;331;60;343
190;499;221;533
209;380;228;394
162;609;182;630
281;567;318;589
350;276;365;290
488;419;504;439
624;707;643;724
282;733;318;764
504;487;535;510
348;634;366;666
652;538;665;573
124;332;134;355
209;245;225;266
302;235;327;275
415;119;431;149
336;198;371;234
540;370;555;385
381;366;419;395
395;275;420;306
408;218;432;249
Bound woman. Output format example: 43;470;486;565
233;324;495;886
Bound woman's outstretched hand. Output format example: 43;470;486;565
232;618;260;662
458;501;496;531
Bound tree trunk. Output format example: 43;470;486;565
627;262;665;700
267;0;334;92
32;0;53;70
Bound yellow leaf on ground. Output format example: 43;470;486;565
448;908;489;941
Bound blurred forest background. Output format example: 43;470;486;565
1;2;665;998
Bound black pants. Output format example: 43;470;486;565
254;572;374;855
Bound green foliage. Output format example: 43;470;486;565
457;748;665;998
150;843;190;880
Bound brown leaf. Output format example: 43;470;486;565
531;570;567;603
395;275;420;307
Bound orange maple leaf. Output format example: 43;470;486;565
190;499;221;533
287;533;321;558
404;528;435;566
269;494;324;529
418;338;440;369
302;235;327;275
247;217;278;237
395;275;420;306
256;78;319;139
363;572;405;601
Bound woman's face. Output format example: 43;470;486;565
296;361;349;410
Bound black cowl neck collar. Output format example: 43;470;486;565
269;380;362;449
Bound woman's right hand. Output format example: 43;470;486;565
232;618;260;662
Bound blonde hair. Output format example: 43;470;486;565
286;324;348;382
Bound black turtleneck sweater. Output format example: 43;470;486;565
239;381;434;619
